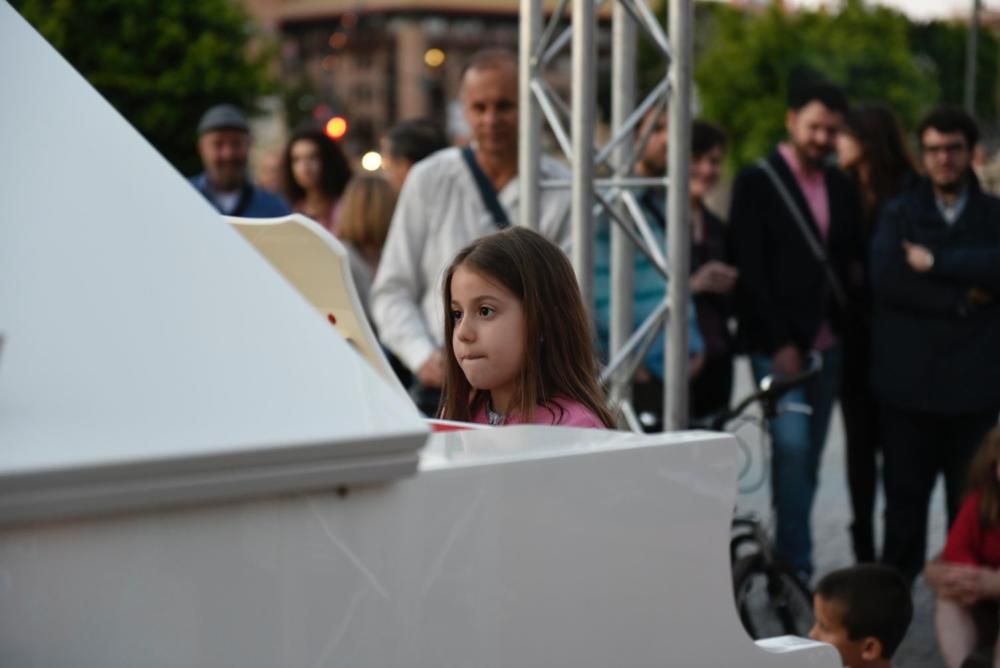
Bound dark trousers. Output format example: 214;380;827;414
840;330;879;563
880;404;999;582
631;354;733;431
690;355;734;421
633;378;664;432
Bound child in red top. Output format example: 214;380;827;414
439;227;613;429
926;426;1000;668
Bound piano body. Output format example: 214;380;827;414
0;5;838;666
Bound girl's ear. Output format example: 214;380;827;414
859;637;883;662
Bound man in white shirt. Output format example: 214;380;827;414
371;48;572;414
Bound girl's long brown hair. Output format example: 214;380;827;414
440;227;614;427
966;426;1000;526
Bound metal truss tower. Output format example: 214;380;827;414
518;0;694;430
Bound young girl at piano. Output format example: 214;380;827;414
439;227;614;428
926;426;1000;668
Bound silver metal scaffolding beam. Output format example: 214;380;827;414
518;0;693;431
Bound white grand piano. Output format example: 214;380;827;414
0;5;839;666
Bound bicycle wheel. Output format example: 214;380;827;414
732;554;815;639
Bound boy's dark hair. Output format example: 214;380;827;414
787;80;849;114
692;120;726;158
385;118;448;164
815;565;912;659
917;105;979;149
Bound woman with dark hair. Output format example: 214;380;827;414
688;120;738;419
838;104;917;236
282;126;353;232
836;102;917;563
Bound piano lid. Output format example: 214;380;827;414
0;4;426;525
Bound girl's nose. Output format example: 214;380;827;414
455;317;474;342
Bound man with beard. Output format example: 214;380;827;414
189;104;289;217
729;81;863;579
872;106;1000;583
371;49;571;415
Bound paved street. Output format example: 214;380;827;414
729;358;947;667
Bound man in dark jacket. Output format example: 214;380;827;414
189;104;290;218
729;81;863;578
872;106;1000;583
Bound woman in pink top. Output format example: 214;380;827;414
282;127;353;233
439;227;613;429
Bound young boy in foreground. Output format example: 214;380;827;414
809;565;913;668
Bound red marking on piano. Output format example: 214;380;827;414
426;419;483;432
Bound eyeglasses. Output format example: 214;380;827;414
921;142;967;156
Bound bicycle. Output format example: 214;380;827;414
691;352;823;640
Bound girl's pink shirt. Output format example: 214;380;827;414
470;397;608;429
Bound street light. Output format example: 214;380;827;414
361;151;382;171
325;116;348;140
424;48;446;68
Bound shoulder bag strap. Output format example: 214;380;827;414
756;159;848;307
461;145;511;230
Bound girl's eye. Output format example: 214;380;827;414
478;306;495;317
451;309;463;321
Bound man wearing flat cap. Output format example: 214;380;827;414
189;104;290;217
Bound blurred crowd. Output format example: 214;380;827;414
188;47;1000;667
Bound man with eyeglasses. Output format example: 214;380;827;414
871;106;1000;583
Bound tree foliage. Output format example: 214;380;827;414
694;0;937;169
910;20;999;127
13;0;275;175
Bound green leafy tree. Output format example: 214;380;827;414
694;0;937;169
13;0;275;175
636;1;721;106
910;20;999;127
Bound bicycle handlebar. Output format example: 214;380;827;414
698;351;824;431
759;350;823;399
